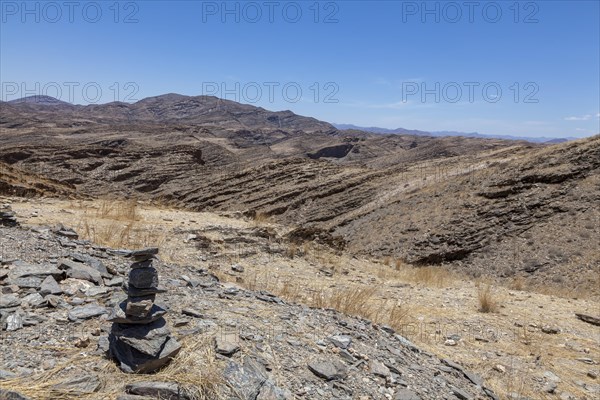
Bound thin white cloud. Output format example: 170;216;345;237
564;114;593;121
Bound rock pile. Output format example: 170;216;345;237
0;204;18;227
108;248;181;373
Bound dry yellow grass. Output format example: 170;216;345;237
74;199;166;249
0;336;223;400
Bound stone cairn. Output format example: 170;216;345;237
108;247;181;373
0;205;18;227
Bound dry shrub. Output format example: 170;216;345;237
478;284;499;313
409;266;452;287
394;259;405;271
286;243;297;259
510;276;526;291
253;212;271;224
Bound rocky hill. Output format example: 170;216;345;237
1;96;598;296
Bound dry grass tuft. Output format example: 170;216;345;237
408;266;453;288
478;284;499;313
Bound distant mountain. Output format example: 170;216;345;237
333;123;575;143
7;95;71;106
3;94;336;133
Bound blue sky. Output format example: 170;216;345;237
1;1;599;138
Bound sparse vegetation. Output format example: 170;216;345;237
478;284;499;313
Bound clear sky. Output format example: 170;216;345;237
1;0;599;138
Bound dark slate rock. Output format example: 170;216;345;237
110;335;181;373
108;301;166;324
58;259;103;285
125;284;167;297
307;359;348;381
70;253;111;278
40;275;63;295
128;267;158;289
223;358;268;400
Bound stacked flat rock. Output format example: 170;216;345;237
108;248;181;373
0;205;18;227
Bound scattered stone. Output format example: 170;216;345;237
0;294;20;308
216;334;241;356
40;275;62;295
58;259;103;285
6;312;23;331
223;358;268;400
105;276;125;287
541;326;560;334
21;293;45;308
444;339;457;346
182;308;204;318
329;334;352;349
308;359;347;381
232;264;245;273
588;371;598;379
370;359;391;378
68;304;107;321
575;313;600;327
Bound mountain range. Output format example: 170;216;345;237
333;123;575;143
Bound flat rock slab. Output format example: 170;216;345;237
126;381;189;400
7;262;63;280
125;284;167;297
308;359;348;381
68;304;108;321
110;336;181;373
112;319;171;357
108;301;166;324
215;334;241;356
329;334;352;349
58;259;103;285
126;295;156;318
52;374;101;394
70;253;111;278
0;294;21;308
370;359;391;378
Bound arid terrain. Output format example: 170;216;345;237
0;95;599;400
